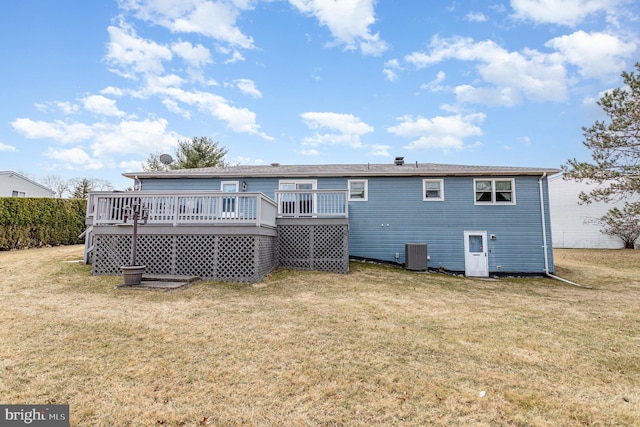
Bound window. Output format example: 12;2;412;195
423;179;444;201
279;180;317;215
348;180;368;201
11;191;26;197
220;181;238;215
474;179;515;204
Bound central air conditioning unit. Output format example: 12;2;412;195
405;243;427;271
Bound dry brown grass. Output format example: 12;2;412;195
0;246;638;426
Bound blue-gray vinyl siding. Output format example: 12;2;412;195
139;175;554;274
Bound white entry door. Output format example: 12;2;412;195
464;231;489;277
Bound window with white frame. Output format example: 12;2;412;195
348;180;368;201
423;179;444;201
11;191;26;197
474;178;515;204
220;181;239;215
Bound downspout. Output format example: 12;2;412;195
538;173;592;289
538;173;550;274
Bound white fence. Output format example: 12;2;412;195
87;191;278;227
274;189;348;218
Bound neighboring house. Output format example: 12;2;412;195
85;160;559;282
548;173;638;249
0;171;55;198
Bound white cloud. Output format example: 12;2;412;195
121;0;255;49
465;12;487;22
387;113;486;151
288;0;388;55
299;149;320;156
82;95;126;117
231;156;266;165
160;87;272;139
162;98;192;118
11;118;95;143
100;86;125;97
12;116;185;166
420;71;447;92
300;112;373;148
223;50;246;63
0;142;17;152
518;136;531;145
171;40;212;80
301;112;373;135
368;144;390;157
35;101;80;115
44;147;104;170
89;118;183;157
405;36;567;105
510;0;619;26
120;159;146;172
545;30;636;79
235;79;262;98
105;23;173;79
383;59;402;81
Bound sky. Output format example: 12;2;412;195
1;0;639;191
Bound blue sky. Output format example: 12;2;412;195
1;0;638;191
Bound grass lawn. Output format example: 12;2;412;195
0;245;638;426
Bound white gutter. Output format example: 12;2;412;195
539;172;550;274
538;172;592;289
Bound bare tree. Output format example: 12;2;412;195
70;177;114;199
42;174;70;198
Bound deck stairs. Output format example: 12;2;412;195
117;274;201;291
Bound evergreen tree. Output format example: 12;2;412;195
171;137;228;169
563;62;640;203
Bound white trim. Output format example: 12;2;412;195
474;178;516;205
278;179;317;190
348;179;368;201
220;181;239;192
220;181;239;217
423;179;444;201
464;231;489;277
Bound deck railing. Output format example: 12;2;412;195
274;189;348;218
87;191;278;227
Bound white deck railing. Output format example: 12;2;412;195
274;189;348;218
87;191;278;227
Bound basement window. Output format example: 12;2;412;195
474;179;515;205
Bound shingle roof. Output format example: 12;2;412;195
123;162;561;180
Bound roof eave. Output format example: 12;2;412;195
123;168;561;180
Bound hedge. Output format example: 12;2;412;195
0;197;87;250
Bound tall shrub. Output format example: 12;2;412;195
0;198;86;250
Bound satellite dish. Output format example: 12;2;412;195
159;154;174;166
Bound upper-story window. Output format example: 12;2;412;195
11;191;26;197
423;179;444;201
474;178;515;204
348;180;368;201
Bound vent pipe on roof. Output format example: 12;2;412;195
394;157;404;166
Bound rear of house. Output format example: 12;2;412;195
86;161;558;282
89;162;558;281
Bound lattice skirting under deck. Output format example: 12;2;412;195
92;233;278;283
277;224;349;274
